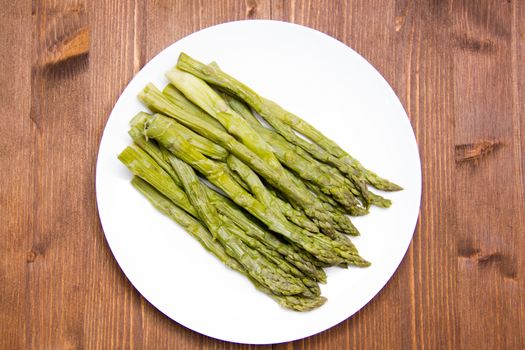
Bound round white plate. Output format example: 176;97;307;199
96;20;421;344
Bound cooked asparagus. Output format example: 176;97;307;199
113;53;411;311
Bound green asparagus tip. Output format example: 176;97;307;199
393;184;403;191
358;260;371;268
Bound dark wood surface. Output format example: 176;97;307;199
1;1;524;348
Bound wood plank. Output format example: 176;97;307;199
452;0;525;348
81;1;148;348
28;0;94;348
513;1;525;339
0;1;32;349
406;3;460;349
27;0;146;348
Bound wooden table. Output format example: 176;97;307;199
2;1;524;348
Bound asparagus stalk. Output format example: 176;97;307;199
369;191;393;208
168;153;307;296
128;127;181;183
176;52;402;191
269;292;326;312
145;114;365;266
138;86;337;234
305;180;347;213
132;177;325;311
227;164;251;191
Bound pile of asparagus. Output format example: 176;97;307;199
118;53;402;311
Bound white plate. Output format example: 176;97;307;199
96;20;421;344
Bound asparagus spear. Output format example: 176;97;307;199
305;180;347;214
138;86;337;234
176;52;402;191
369;191;393;208
168;153;307;296
128;127;181;182
269;292;326;312
132;177;325;311
145;114;365;266
227;164;251;191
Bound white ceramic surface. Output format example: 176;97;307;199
96;20;421;344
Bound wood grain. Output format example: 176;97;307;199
452;1;525;348
0;1;32;349
0;0;524;349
